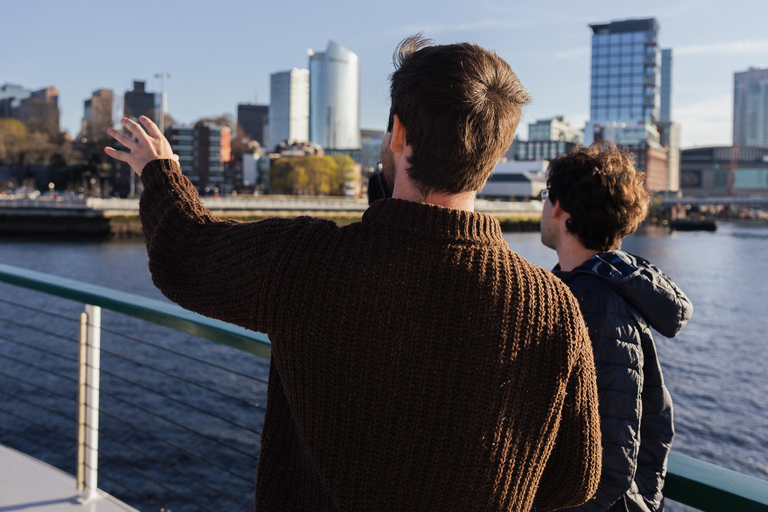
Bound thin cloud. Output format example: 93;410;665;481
677;39;768;56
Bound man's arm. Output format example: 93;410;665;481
106;116;333;331
556;278;645;512
533;304;602;511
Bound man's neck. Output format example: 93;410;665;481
556;236;600;272
392;177;476;212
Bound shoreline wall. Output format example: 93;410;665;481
0;208;543;239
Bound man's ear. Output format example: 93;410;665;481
390;114;406;154
552;200;567;219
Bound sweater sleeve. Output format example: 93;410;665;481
556;277;645;512
533;304;602;511
139;159;327;331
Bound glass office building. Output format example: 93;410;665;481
269;69;310;149
733;67;768;147
309;41;361;150
660;49;673;122
589;18;661;126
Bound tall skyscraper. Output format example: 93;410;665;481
733;67;768;147
237;103;269;144
588;18;661;136
124;80;157;121
309;41;361;150
660;49;673;122
269;69;310;149
81;89;114;142
587;17;676;191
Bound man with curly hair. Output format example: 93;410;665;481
540;143;694;512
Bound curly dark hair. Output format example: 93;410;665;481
546;143;650;251
387;34;531;194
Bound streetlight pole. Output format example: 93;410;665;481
155;73;171;135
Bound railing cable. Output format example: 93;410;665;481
0;369;74;401
0;405;77;442
83;382;261;461
0;369;257;484
0;352;78;383
82;458;226;512
94;343;265;411
0;314;79;344
0;388;75;424
0;332;79;363
88;362;260;435
0;305;269;386
94;406;255;484
94;321;270;385
0;322;266;411
87;427;253;509
0;297;79;323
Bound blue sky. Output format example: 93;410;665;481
2;0;767;148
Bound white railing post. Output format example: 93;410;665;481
79;304;101;502
76;313;87;492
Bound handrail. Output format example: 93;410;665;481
1;262;767;510
0;263;271;359
665;452;768;512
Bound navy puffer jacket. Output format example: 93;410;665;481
553;251;693;512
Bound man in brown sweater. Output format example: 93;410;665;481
107;35;601;512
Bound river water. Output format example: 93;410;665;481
0;222;766;511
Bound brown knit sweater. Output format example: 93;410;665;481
139;159;601;512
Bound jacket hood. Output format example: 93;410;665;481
554;251;693;338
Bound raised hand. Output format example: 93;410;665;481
105;116;179;177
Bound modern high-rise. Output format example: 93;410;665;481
124;80;157;121
268;69;309;149
13;86;60;137
733;67;768;147
166;123;231;192
309;41;360;150
586;18;678;191
237;103;269;144
81;89;114;142
587;18;662;143
0;84;31;118
660;49;673;122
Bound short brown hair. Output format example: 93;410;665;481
388;34;530;194
546;143;650;251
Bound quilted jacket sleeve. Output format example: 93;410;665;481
558;275;644;512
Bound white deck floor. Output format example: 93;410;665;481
0;444;139;512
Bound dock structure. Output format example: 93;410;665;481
0;444;139;512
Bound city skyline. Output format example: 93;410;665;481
2;0;767;148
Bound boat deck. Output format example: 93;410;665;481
0;444;139;512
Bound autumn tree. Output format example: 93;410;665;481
269;155;355;195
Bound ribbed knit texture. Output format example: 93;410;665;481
140;159;602;512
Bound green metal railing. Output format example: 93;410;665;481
0;262;767;512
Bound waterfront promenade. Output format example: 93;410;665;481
0;196;544;236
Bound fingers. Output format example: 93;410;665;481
139;115;163;139
121;117;151;144
104;147;130;162
107;127;138;149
